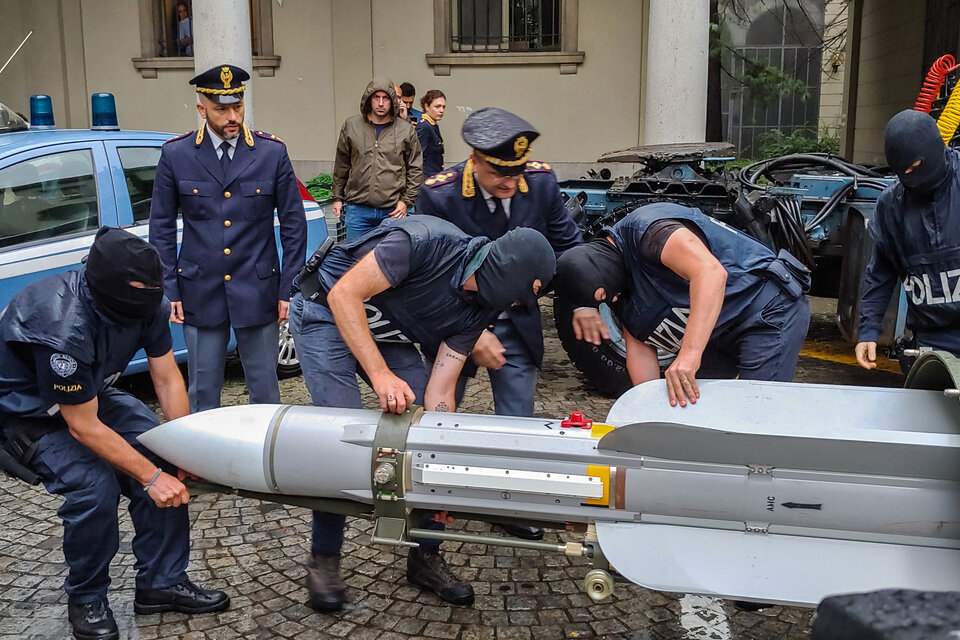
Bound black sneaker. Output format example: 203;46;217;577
406;546;474;605
306;553;349;612
67;598;118;640
133;579;230;615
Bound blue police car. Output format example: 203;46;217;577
0;95;329;375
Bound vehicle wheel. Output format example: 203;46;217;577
277;318;301;378
554;294;632;397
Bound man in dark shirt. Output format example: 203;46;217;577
0;227;229;640
289;216;556;612
556;203;811;407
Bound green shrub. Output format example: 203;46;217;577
757;128;840;158
306;173;332;201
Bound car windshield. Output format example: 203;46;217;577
0;102;28;133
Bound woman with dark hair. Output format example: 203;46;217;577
416;90;446;178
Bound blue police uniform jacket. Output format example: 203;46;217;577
149;126;307;329
609;204;777;353
416;159;582;366
316;216;496;355
416;116;444;178
0;269;171;420
859;148;960;353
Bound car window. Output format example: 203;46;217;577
117;146;161;223
0;149;98;249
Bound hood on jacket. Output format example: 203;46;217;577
360;78;400;118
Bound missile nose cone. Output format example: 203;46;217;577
139;404;285;492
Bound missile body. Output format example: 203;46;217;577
139;379;960;606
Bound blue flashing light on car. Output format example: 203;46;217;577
90;93;119;131
29;95;55;129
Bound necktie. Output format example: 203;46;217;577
489;197;508;238
219;141;232;173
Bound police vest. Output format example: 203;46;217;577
609;204;776;353
316;216;495;351
0;270;150;418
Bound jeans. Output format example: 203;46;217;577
288;293;440;554
344;203;393;241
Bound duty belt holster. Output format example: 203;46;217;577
0;418;60;485
295;236;334;306
765;249;812;299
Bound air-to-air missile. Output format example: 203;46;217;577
138;352;960;607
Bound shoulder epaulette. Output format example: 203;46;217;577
425;170;458;188
164;131;193;145
525;160;553;173
254;129;284;144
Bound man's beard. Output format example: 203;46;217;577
209;120;241;140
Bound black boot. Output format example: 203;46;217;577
68;598;118;640
407;546;474;605
134;579;230;615
495;523;544;540
306;553;349;612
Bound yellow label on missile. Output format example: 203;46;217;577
586;465;610;506
590;423;616;438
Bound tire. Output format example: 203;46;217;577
277;318;301;378
554;294;632;397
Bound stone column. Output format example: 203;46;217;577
642;0;710;144
192;0;255;125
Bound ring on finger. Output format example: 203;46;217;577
387;394;396;402
680;377;689;384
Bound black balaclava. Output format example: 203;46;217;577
474;228;556;310
884;109;949;195
85;226;164;324
554;238;627;309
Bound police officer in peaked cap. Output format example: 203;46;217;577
149;64;307;413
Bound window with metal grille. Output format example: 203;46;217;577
452;0;561;53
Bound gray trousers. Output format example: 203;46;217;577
183;321;281;412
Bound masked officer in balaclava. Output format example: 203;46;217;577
0;227;229;640
856;109;960;368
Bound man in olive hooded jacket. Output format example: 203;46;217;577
331;78;423;240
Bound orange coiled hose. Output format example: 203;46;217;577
914;54;955;113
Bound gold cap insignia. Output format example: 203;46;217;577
513;136;529;159
220;66;233;89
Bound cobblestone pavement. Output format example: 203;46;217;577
0;299;903;639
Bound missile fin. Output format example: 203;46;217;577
595;521;960;607
596;420;960;480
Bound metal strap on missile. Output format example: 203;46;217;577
370;406;422;547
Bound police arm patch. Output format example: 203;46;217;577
50;353;78;377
